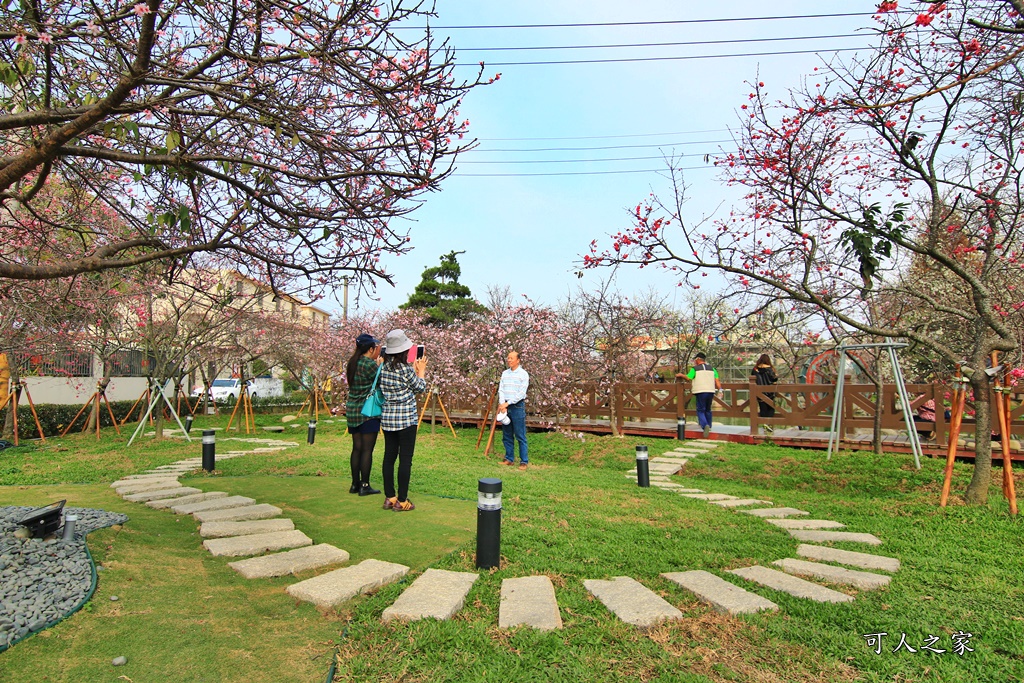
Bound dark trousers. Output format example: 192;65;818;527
695;392;714;429
757;398;776;418
382;425;417;501
502;401;528;464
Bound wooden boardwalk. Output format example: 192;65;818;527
434;378;1024;464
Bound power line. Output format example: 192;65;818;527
454;165;713;177
459;45;866;67
473;139;734;153
479;128;728;142
460;155;698;165
407;12;880;30
457;33;864;53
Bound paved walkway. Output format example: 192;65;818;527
111;433;901;629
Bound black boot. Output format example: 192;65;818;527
359;483;381;496
349;482;360;494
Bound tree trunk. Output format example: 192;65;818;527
872;377;884;455
1;367;17;440
964;374;992;505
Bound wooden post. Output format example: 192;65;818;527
20;382;46;443
120;388;148;426
940;382;968;507
477;385;498;449
61;393;98;438
434;392;459;438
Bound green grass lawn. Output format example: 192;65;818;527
1;416;1022;682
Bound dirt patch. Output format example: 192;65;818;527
646;612;861;683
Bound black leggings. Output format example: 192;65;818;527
350;431;379;486
382;425;417;502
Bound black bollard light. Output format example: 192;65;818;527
677;415;686;441
636;444;650;487
202;429;216;472
184;415;194;434
307;420;317;445
476;478;502;569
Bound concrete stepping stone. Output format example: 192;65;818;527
662;570;777;615
766;519;846;530
728;566;854;603
627;462;684;476
229;544;350;579
203;529;312;557
796;544;900;572
383;569;479;623
148;491;228;510
122;486;202;503
497;576;563;631
652;483;703;492
200;518;295;538
172;495;256;515
113;476;180;489
286;559;409;608
787;530;882;546
583;576;682;629
773;558;891;590
709;498;772;508
152;464;198;472
110;474;181;486
741;507;809;518
194;504;282;523
679;493;738;501
114;481;183;496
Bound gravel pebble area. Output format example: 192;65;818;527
0;506;128;651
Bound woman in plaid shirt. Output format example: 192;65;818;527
345;333;383;496
380;329;427;512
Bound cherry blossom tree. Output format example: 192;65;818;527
0;0;487;295
585;1;1024;503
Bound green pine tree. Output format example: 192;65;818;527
401;251;487;325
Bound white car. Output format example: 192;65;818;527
192;378;253;403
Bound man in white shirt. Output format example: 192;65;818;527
498;350;530;469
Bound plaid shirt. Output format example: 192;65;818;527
381;362;426;431
345;356;380;427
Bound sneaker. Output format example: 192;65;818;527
393;499;415;512
702;425;711;438
500;459;514;466
383;496;398;510
348;483;360;494
518;463;528;471
359;484;381;496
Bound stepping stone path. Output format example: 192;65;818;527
105;431;905;631
786;530;882;546
619;438;902;618
766;519;845;530
662;570;777;615
772;558;890;590
383;569;479;623
728;566;855;603
498;576;563;631
203;529;313;557
796;544;900;572
584;576;682;629
229;545;350;579
286;559;409;608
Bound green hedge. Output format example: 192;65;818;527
4;400;141;439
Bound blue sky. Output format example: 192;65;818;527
342;1;882;315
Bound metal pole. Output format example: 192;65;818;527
636;444;650;487
307;420;317;445
202;429;216;472
476;478;502;569
184;415;194;434
827;351;848;460
888;344;922;470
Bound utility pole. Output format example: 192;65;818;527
342;276;349;320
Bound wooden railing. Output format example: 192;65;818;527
440;381;1022;444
